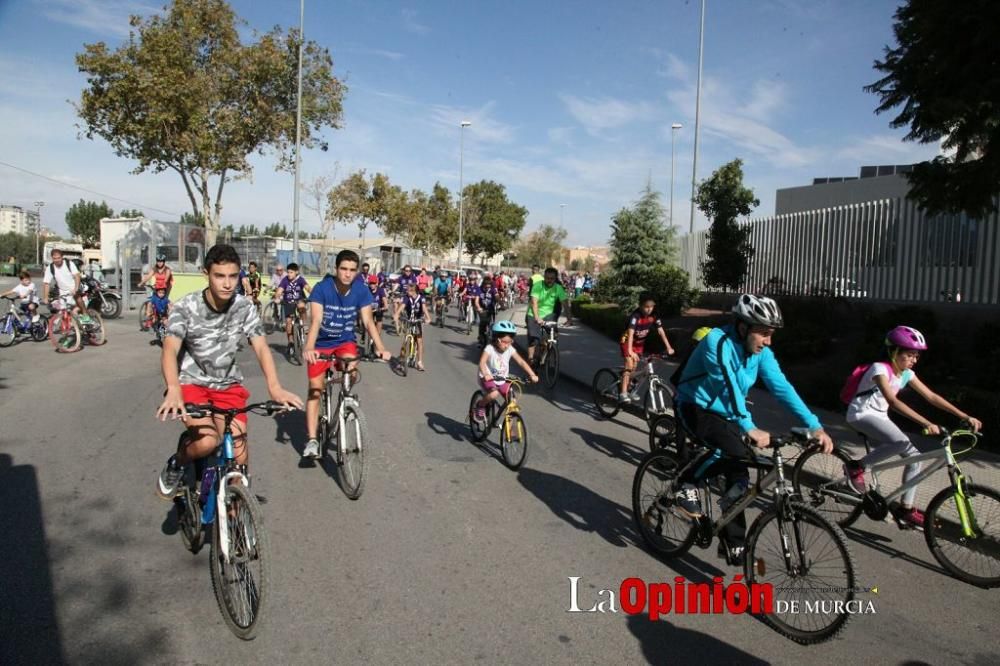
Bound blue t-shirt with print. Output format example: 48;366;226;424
279;275;308;303
310;276;374;348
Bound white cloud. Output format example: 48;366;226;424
401;8;429;35
547;126;574;144
834;134;940;164
38;0;159;38
428;101;516;144
559;94;657;136
342;47;405;61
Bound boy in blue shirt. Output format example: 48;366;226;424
399;282;431;371
301;250;392;459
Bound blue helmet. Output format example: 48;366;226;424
492;320;517;335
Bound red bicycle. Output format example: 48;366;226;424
47;297;106;353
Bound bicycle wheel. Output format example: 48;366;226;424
49;313;81;353
210;482;270;640
647;413;678;453
791;446;863;528
925;483;1000;587
631;450;697;558
0;315;14;347
176;434;204;554
317;387;333;457
292;322;305;365
542;343;559;388
643;381;672;422
338;405;367;500
31;315;50;342
468;391;490;442
137;301;150;331
744;502;855;645
500;412;528;470
591;368;621;418
83;309;107;346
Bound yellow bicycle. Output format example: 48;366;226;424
468;376;528;469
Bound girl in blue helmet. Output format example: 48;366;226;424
473;320;539;424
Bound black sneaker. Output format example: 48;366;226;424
718;541;746;565
157;455;185;500
674;484;702;518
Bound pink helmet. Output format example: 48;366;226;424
885;325;927;351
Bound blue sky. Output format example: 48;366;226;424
0;0;938;245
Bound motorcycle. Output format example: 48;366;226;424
83;276;123;319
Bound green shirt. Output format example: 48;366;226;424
530;273;544;286
528;281;566;320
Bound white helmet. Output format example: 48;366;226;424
732;294;784;328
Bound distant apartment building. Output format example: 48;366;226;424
0;204;39;235
561;245;609;272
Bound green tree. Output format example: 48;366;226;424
512;224;567;269
118;208;144;218
461;180;527;262
75;0;346;246
179;211;204;227
865;0;1000;217
65;199;114;248
263;223;289;237
695;159;758;291
0;232;37;265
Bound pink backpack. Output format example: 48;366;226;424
839;362;891;405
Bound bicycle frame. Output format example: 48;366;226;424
200;428;249;565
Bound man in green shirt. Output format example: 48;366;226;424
526;267;572;365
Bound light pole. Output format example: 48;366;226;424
291;0;305;266
456;120;471;268
670;123;682;228
689;0;705;237
33;201;45;264
559;203;567;228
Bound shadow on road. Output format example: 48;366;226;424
438;339;481;364
570;427;648;467
0;453;65;665
425;411;469;443
625;614;768;664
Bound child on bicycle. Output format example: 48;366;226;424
1;270;40;321
400;282;431;371
275;262;311;358
155;244;302;499
619;292;676;403
844;326;983;528
368;274;387;356
476;275;499;345
473;320;538;424
149;286;171;329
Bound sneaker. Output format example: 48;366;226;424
674;485;702;518
157;455;185;500
629;390;642;403
31;314;40;323
898;507;925;529
78;314;92;324
618;393;631;404
718;542;746;565
844;462;866;494
474;407;487;425
302;438;321;459
287;343;295;357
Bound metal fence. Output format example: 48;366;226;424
679;197;1000;305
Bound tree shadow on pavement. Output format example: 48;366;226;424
438;339;482;364
625;614;768;665
570;427;648;467
842;525;949;578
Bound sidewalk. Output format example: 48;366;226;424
509;304;1000;513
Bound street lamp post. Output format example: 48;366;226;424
33;201;45;265
559;203;567;228
291;0;305;266
670;123;682;228
456;120;471;269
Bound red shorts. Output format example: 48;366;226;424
479;378;512;398
307;341;359;379
620;343;645;360
181;384;250;424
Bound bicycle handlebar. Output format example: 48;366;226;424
183;400;293;419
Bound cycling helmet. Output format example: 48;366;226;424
367;275;378;285
492;320;517;335
885;325;927;351
156;253;166;262
692;326;712;342
732;293;784;328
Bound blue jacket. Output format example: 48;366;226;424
676;324;821;433
433;276;452;294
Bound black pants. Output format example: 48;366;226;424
677;402;751;548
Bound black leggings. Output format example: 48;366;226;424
677;402;751;548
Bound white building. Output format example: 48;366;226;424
0;204;38;235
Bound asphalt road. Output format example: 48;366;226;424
0;290;997;664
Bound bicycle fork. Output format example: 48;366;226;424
949;469;979;539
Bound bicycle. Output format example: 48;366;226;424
792;422;999;587
287;305;306;365
633;430;856;644
315;353;369;499
462;298;475;335
592;353;674;423
468;375;530;469
47;297;106;352
533;320;561;389
260;289;280;333
0;297;48;347
398;315;422;376
171;400;286;639
433;296;448;328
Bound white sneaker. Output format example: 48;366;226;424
302;438;321;459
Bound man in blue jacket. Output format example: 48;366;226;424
672;293;834;564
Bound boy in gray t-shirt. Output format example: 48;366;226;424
154;244;303;499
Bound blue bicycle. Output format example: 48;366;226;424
0;296;48;347
172;400;286;639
